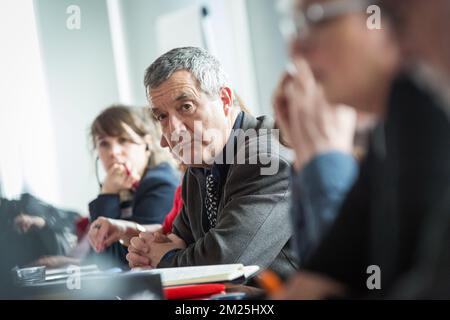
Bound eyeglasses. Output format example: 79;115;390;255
279;0;375;41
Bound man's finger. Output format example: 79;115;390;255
127;255;143;269
88;223;101;251
130;236;149;253
128;243;148;255
154;232;171;243
95;222;109;251
139;231;155;243
102;232;120;249
126;252;150;267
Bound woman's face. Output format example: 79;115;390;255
290;0;399;113
95;123;149;176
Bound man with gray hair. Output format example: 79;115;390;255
126;47;298;278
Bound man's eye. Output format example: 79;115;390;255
181;104;193;111
157;114;167;121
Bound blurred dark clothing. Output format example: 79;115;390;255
290;152;358;266
304;73;450;298
0;193;81;296
159;113;298;279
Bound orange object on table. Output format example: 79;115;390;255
255;269;283;295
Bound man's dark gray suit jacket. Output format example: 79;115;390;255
158;112;298;278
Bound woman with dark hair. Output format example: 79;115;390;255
87;105;179;267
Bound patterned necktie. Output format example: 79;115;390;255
205;173;219;229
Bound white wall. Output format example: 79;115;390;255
0;0;286;213
0;0;59;204
117;0;262;114
246;0;289;115
33;0;119;213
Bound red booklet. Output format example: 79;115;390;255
164;283;226;300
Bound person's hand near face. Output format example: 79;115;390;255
101;162;140;194
273;58;357;172
126;231;186;268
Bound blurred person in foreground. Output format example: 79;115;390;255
272;0;450;299
274;0;399;272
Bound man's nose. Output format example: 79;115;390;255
167;114;187;138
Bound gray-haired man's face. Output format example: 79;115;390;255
148;70;235;167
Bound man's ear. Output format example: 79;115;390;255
219;86;233;115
